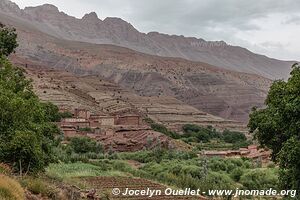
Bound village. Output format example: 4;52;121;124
58;108;171;151
57;108;271;163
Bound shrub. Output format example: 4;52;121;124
205;172;236;191
0;175;24;200
69;137;103;154
230;167;244;182
222;129;247;143
240;168;279;190
59;111;73;119
79;127;92;132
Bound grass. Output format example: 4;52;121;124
0;174;24;200
46;162;127;180
20;177;58;198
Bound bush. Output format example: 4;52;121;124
230;167;244;182
69;137;103;154
222;129;247;143
240;168;279;190
59;111;73;119
182;124;222;143
205;172;236;191
79;127;92;132
0;175;24;200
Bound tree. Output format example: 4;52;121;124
248;63;300;192
0;23;18;56
0;23;60;174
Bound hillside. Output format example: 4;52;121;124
3;17;272;123
12;56;246;133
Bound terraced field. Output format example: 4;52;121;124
16;59;247;133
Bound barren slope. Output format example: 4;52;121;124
12;56;246;133
0;11;272;123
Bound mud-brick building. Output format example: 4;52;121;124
62;118;90;129
61;125;88;138
74;108;91;119
61;125;77;138
89;115;115;128
114;114;141;126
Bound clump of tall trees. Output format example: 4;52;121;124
249;63;300;194
0;23;61;174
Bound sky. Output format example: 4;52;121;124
12;0;300;61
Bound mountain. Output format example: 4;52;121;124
0;13;270;123
0;0;294;80
0;0;288;123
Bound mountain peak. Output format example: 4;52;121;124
0;0;21;14
24;4;59;13
82;12;100;21
38;4;59;12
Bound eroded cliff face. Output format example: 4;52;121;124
0;0;293;80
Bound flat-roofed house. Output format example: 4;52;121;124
62;118;90;129
89;115;115;128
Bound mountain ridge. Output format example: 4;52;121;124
0;0;294;80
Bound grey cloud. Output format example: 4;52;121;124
284;15;300;25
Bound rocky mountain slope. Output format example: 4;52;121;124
1;11;271;123
0;0;294;80
12;55;246;134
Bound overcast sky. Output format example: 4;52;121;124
13;0;300;61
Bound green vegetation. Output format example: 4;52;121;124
119;148;197;163
144;118;180;139
51;137;105;163
0;23;18;56
182;124;249;147
249;63;300;193
46;162;126;180
78;127;93;132
68;137;103;154
0;24;61;174
145;118;251;150
59;111;73;119
20;177;57;198
44;149;279;197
